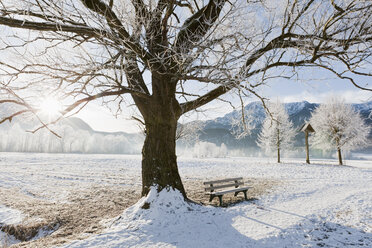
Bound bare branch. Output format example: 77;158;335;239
174;0;226;53
0;16;107;37
180;82;234;114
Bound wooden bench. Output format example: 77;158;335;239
203;177;251;206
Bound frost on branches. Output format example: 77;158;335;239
257;101;296;163
310;98;370;165
1;0;372;198
229;108;255;140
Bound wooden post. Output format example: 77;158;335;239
277;128;281;163
305;131;310;164
337;147;343;165
300;122;315;165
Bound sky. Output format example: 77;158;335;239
1;1;371;134
76;74;372;134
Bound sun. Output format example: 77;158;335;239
39;97;63;117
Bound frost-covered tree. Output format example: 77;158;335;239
257;101;296;163
310;98;370;165
192;141;227;158
176;121;205;146
229;108;255;140
0;0;372;199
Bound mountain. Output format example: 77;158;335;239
190;101;372;153
0;113;143;154
62;117;94;132
1;101;370;155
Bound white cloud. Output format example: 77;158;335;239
282;90;372;104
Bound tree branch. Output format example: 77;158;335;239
0;16;107;37
174;0;226;53
62;87;149;115
180;82;234;114
80;0;152;62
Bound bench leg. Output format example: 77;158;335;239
218;195;223;206
209;195;215;202
234;191;248;200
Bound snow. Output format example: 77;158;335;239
309;97;370;153
0;205;23;225
353;101;372;113
257;100;296;155
0;117;143;154
0;203;59;246
0;153;141;201
206;101;312;129
285;101;307;115
0;153;371;247
63;187;255;248
31;224;60;241
0;205;24;246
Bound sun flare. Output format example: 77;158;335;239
39;97;62;117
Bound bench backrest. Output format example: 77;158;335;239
203;177;244;192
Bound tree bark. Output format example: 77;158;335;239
337;147;343;165
138;76;186;198
141;116;186;197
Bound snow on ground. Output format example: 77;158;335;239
0;205;24;246
0;205;23;225
0;153;371;247
0;153;141;202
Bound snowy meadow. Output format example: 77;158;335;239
1;0;372;247
0;153;371;247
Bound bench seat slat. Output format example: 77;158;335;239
204;182;244;191
203;177;243;185
205;186;252;196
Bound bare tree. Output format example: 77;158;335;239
0;0;372;198
310;97;370;165
176;120;204;145
257;100;296;163
229;107;256;140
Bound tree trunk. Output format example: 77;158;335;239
277;128;280;163
305;131;310;164
337;147;343;165
138;76;186;198
141;116;186;197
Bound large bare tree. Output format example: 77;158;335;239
0;0;371;198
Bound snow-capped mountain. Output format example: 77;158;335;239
194;101;372;152
203;101;319;131
0;101;370;154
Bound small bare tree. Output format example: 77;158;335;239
0;0;372;199
176;120;205;146
310;97;370;165
257;100;296;163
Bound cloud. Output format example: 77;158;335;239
281;90;372;104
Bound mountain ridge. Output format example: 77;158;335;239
0;100;370;154
192;100;372;152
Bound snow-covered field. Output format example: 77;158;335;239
0;152;371;247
